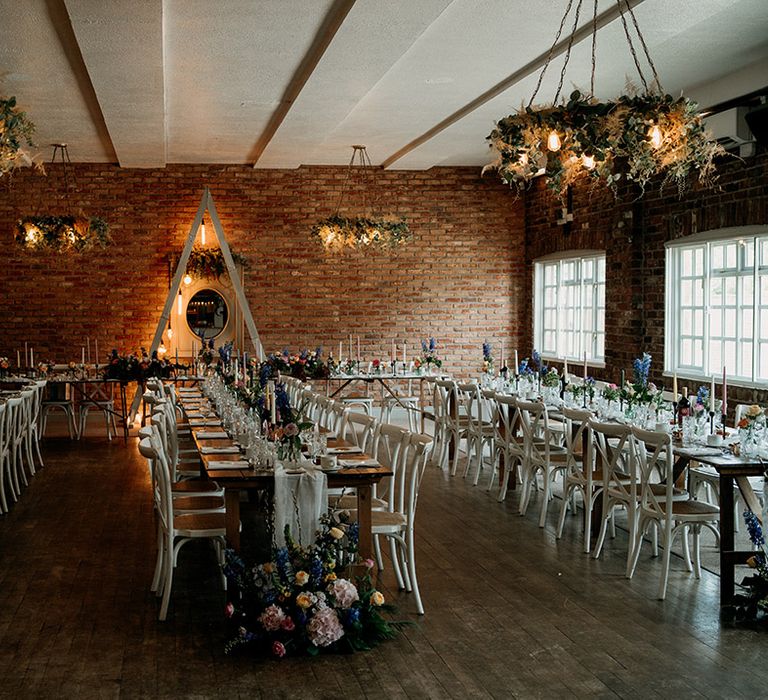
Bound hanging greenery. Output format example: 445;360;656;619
485;90;726;200
186;245;248;280
16;215;111;253
311;214;411;252
0;96;37;178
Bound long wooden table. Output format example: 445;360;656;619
181;393;392;558
674;446;765;606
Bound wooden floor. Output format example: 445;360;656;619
2;422;768;699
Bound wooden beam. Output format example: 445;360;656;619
250;0;356;166
381;0;648;169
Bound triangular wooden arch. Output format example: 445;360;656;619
148;186;264;361
129;187;264;420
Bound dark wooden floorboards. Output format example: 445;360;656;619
1;427;768;698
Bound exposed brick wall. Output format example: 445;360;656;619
0;164;525;379
522;148;768;409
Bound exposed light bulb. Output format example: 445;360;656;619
157;342;167;358
177;292;183;315
649;124;662;149
547;130;561;152
582;154;596;170
200;221;206;245
183;274;192;286
519;152;529;166
166;327;174;339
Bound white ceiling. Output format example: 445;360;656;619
1;0;767;169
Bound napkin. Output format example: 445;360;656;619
201;446;240;454
327;446;363;455
339;458;379;468
196;431;230;439
208;460;249;469
189;420;222;427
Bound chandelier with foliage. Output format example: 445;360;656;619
312;145;411;252
484;0;725;200
0;96;37;178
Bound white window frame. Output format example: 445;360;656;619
665;225;768;388
533;250;606;364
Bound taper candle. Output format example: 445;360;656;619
722;366;728;413
357;336;360;362
672;372;678;401
710;374;715;412
501;340;505;369
583;351;587;380
16;350;20;367
82;346;85;365
514;349;519;373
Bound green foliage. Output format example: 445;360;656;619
16;215;111;253
186;245;248;280
0;96;36;177
312;214;412;251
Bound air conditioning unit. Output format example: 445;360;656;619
703;106;754;146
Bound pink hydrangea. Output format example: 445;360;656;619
259;604;286;632
328;578;359;609
307;607;344;647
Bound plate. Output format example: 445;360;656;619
284;468;305;475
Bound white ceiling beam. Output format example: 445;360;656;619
381;0;648;169
63;0;165;168
250;0;357;166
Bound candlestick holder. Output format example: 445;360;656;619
709;410;715;435
721;413;727;436
390;359;397;376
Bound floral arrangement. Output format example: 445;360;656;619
36;360;55;376
541;367;560;388
481;341;494;374
0;357;9;377
16;215;111;253
198;338;215;366
737;405;766;429
312;214;411;252
583;376;596;402
620;352;665;407
566;383;582;399
1;96;37;179
102;348;174;381
601;383;620;402
262;348;331;381
420;338;442;368
724;511;768;621
485;89;725;201
185;245;248;280
223;519;405;657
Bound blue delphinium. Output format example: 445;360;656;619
429;337;436;353
275;383;291;419
315;346;322;358
696;386;709;408
421;339;428;354
482;341;492;362
219;341;233;364
532;348;544;372
632;352;652;386
745;509;766;550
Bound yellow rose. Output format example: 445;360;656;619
370;590;385;606
748;556;757;568
296;592;313;609
325;572;337;582
329;527;345;540
262;563;274;574
747;404;763;418
295;570;309;586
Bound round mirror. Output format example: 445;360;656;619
185;289;229;339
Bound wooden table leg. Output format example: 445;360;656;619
225;489;241;551
720;473;735;606
357;484;373;560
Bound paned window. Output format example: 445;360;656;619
666;230;768;384
534;252;606;361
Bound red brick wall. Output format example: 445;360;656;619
522;149;768;406
0;164;525;378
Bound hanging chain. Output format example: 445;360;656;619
50;143;73;207
616;0;649;93
527;0;576;108
334;145;372;217
553;0;585;104
625;0;662;91
590;0;598;97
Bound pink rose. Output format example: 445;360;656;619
284;422;299;437
224;602;235;618
363;558;375;570
272;641;286;658
281;616;295;632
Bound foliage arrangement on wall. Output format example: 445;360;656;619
15;215;111;253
